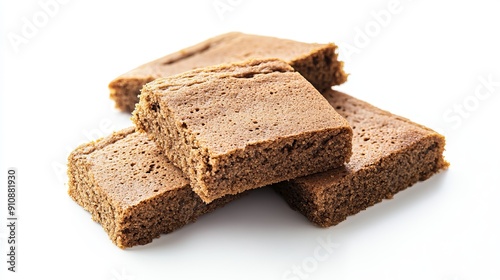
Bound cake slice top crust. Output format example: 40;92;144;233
69;127;190;209
118;32;335;79
137;59;350;157
109;32;347;112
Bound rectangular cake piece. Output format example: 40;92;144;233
67;127;239;248
132;59;353;203
109;32;347;112
276;90;449;227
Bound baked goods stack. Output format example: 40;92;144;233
67;32;448;248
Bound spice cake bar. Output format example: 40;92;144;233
109;32;347;112
276;90;449;227
67;127;239;248
133;59;353;203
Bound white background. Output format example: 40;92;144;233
1;0;499;279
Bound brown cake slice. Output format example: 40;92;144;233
109;32;347;112
67;127;239;248
276;90;449;227
132;59;352;203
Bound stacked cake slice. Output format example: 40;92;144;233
131;59;353;203
67;33;448;248
276;90;449;227
109;32;347;112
